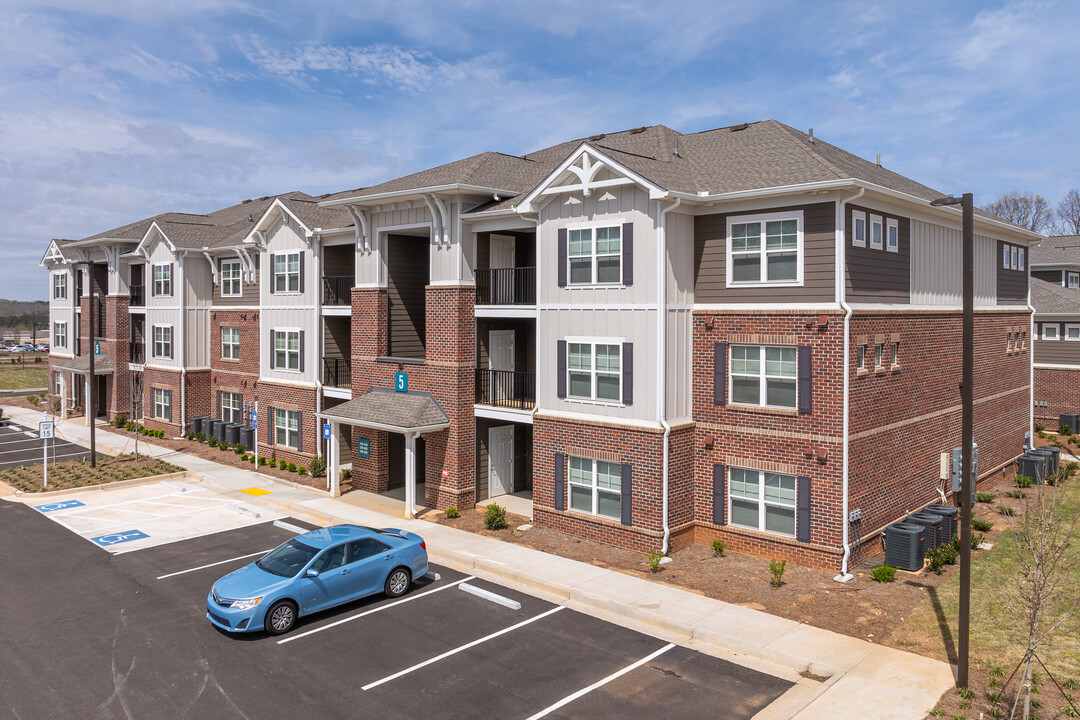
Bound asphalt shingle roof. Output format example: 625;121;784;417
320;388;449;431
1032;276;1080;315
1031;236;1080;266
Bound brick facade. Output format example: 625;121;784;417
209;309;261;430
1033;366;1079;428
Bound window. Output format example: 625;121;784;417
152;263;171;296
1065;324;1080;341
53;273;67;299
856;345;866;370
874;343;883;368
53;322;67;348
568;456;621;520
274;330;300;371
1018;247;1025;271
567;341;621;402
221;260;242;297
1007;332;1015;351
274;408;300;450
730;345;796;409
273;252;300;293
729;467;797;537
222;391;242;424
152;325;172;358
870;214;883;250
153;388;171;420
311;544;347;574
1069;272;1079;289
1003;245;1011;269
568;225;621;285
890;342;898;366
221;326;239;360
851;210;866;248
729;212;801;285
1021;331;1026;349
1043;323;1059;341
886;218;899;253
1011;247;1018;270
348;538;390;561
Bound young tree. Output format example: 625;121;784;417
1054;189;1080;236
983;191;1054;232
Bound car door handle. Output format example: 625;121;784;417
385;555;394;561
341;569;351;575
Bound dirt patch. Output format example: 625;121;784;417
0;454;183;492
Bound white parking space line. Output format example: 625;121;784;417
278;577;476;645
361;605;566;691
523;643;676;720
156;550;272;580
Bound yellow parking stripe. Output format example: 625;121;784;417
240;487;271;496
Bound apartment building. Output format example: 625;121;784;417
1030;236;1080;426
42;120;1041;573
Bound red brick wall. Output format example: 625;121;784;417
104;295;130;419
142;367;182;433
255;381;319;466
1034;366;1078;427
209;309;261;426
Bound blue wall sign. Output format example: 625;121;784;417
322;423;331;439
35;499;85;513
357;438;370;458
395;372;408;392
95;342;101;355
252;411;258;429
91;529;149;547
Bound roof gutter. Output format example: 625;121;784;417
313;413;450;435
319;184;521;208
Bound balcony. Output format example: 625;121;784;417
475;368;535;410
129;284;145;307
323;357;351;389
323;275;355;306
129;341;144;364
476;267;536;306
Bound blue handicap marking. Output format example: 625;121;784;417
90;529;149;547
35;499;85;513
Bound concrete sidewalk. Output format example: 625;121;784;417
2;405;955;719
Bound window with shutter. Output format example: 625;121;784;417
621;342;633;406
797;346;812;414
622;222;633;286
712;464;726;525
554;453;565;510
714;342;727;405
620;464;632;526
796;476;811;543
557;229;567;288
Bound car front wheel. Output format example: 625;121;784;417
264;600;297;635
385;568;411;598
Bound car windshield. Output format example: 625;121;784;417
256;538;319;577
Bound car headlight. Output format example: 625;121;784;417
230;597;263;610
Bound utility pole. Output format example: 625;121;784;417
85;263;97;468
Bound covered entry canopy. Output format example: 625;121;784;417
53;353;114;375
317;389;449;513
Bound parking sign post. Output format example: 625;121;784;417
39;413;55;487
252;399;259;470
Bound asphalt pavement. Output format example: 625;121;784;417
0;418;90;471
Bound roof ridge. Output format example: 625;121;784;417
767;120;849;181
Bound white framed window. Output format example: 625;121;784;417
1065;324;1080;341
727;211;803;286
152;325;172;358
869;214;883;250
567;339;621;402
567;223;622;285
1011;247;1018;270
53;273;67;299
273;252;300;293
856;344;866;370
274;330;300;371
890;342;898;366
851;210;866;248
874;343;883;368
1068;272;1079;289
1003;244;1011;269
53;322;67;348
153;388;171;420
729;467;797;537
1043;323;1059;341
222;391;242;424
886;218;899;253
1021;331;1027;349
568;455;621;520
1018;247;1025;271
152;263;172;296
274;408;300;450
730;344;797;409
221;326;239;360
221;259;242;297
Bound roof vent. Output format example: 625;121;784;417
876;153;882;167
588;133;606;141
808;128;815;144
258;195;270;201
248;214;254;222
241;199;252;204
673;137;681;158
630;126;648;134
730;123;749;132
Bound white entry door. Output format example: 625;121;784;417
489;330;515;404
489;425;514;497
490;234;516;303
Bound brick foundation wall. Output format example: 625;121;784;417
209;309;261;426
142;367;182;433
1034;366;1079;427
255;381;319;466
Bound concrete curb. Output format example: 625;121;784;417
1;471;190;500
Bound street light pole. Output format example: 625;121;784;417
931;192;974;687
82;262;97;469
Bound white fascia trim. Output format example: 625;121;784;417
465;216;535;233
692;302;841;312
846;303;1016;311
516;143;667;213
475;305;538;319
133;221;175;257
565;217;628;231
322;386;352;400
670;179;856;204
258;377;319;390
319;184;519;208
461;207;520;221
534;408;662;430
1034;363;1080;369
474;405;534;424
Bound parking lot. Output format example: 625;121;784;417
1;494;794;720
0;417;90;470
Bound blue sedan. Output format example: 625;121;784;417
207;524;429;635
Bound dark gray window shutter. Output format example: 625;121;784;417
217;391;221;420
268;407;274;445
269;253;276;294
557;340;567;399
714;342;727;405
298;253;305;294
797;475;811;543
557;228;567;288
554;453;565;511
269;331;276;369
622;222;633;286
798;345;812;414
296;412;302;451
713;464;726;525
168;263;174;296
299;331;305;373
620;463;632;526
622;342;633;405
168;331;174;359
165;391;173;422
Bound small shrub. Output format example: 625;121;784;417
769;559;786;588
196;432;206;443
444;506;461;519
1063;461;1080;479
240;453;249;461
712;539;725;558
976;492;996;503
959;700;972;710
1061;424;1073;436
309;456;325;477
141;426;149;436
27;395;39;405
249;455;255;463
998;505;1015;517
648;548;664;571
1016;474;1034;488
1071;435;1078;446
111;413;128;428
259;456;267;466
233;445;244;455
298;466;307;475
958;687;975;700
970;532;984;549
926;546;949;574
1005;490;1026;499
484;503;508;530
872;564;897;582
287;462;297;473
986;691;1002;703
1061;705;1079;718
972;518;994;532
1037;430;1047;439
157;430;165;438
207;436;218;448
126;422;136;432
987;708;1003;718
1034;423;1045;432
268;458;277;468
340;467;351;481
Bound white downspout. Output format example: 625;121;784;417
178;252;187;438
312;232;323;460
1028;256;1035;447
658;197;681;555
835;187;864;582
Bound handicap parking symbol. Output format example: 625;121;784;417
34;499;85;513
90;530;149;547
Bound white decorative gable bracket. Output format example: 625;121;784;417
516;144;667;214
542;152;634;198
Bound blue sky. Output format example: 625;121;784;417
2;0;1077;301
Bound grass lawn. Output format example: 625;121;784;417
0;454;185;492
0;355;49;390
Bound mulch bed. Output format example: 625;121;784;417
0;454;184;493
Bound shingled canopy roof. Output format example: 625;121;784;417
53;353;114;375
318;388;449;433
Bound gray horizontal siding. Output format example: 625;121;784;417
845;204;910;303
1032;269;1062;284
1034;334;1080;365
214;256;258;307
997;241;1029;304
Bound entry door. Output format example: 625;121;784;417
97;377;107;417
489;425;514;497
489;330;515;405
490;234;516;303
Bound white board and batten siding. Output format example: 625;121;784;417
184;257;213;368
356;201;473;287
48;265;76;357
910;219;997;306
143;239;183;370
260;215;318;384
665;210;695;423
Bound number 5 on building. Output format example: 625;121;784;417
395;372;408;392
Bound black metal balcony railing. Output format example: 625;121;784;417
475;368;535;410
476;267;536;305
323;275;355;306
129;341;144;364
129;285;145;307
323;357;351;388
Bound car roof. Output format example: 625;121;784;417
294;524;404;549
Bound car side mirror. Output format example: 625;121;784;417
305;568;320;579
